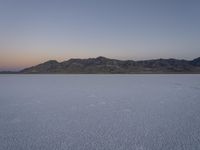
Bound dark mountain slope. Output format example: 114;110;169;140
21;60;62;73
190;57;200;66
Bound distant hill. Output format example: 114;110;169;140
0;71;18;74
18;56;200;74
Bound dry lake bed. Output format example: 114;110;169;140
0;75;200;150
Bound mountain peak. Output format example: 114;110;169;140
96;56;108;60
43;60;59;64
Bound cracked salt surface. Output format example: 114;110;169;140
0;74;200;150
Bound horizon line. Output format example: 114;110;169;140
1;56;199;72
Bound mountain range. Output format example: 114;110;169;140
17;56;200;74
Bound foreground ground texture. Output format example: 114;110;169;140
0;75;200;150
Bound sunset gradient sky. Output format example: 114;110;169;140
0;0;200;71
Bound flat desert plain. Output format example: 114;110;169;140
0;75;200;150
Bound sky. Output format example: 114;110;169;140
0;0;200;71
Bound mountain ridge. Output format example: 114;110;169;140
18;56;200;74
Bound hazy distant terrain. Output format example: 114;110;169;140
19;56;200;74
0;75;200;150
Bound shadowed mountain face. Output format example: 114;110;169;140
20;56;200;74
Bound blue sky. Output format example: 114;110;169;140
0;0;200;70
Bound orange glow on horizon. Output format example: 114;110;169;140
0;49;107;70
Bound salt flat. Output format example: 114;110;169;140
0;75;200;150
